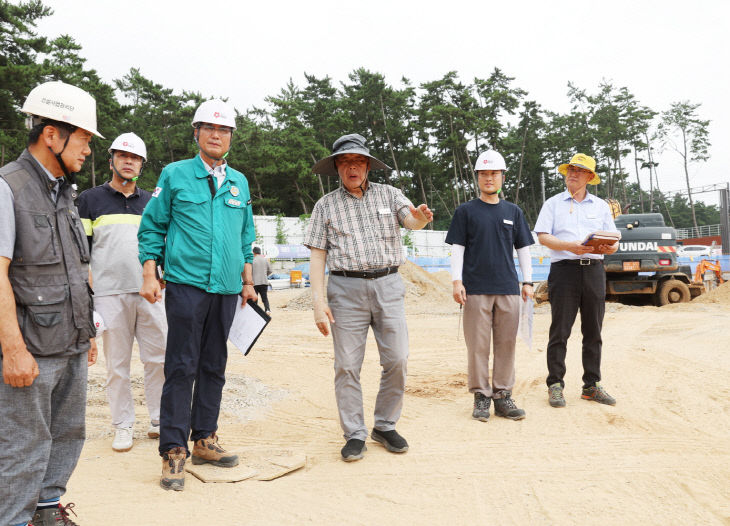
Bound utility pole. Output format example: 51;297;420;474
720;183;730;255
541;170;546;204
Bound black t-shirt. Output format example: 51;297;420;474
445;199;534;295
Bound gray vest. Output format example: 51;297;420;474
0;150;94;356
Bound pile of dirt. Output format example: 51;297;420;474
284;261;451;312
692;280;730;304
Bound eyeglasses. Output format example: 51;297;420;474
337;159;368;169
198;124;232;136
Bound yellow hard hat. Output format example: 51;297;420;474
558;153;600;185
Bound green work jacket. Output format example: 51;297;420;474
137;155;255;294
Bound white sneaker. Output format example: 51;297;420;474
147;424;160;439
112;427;134;452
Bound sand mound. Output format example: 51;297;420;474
692;280;730;304
284;261;451;312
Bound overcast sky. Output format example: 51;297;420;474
36;0;730;206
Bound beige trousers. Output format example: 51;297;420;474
463;294;520;399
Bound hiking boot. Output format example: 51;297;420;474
191;433;239;467
341;439;367;462
493;392;526;420
31;503;79;526
581;382;616;406
147;423;160;439
371;428;409;453
472;392;491;422
112;427;133;452
160;447;186;491
548;383;566;408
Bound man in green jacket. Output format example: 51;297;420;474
138;99;256;491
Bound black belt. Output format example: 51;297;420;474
553;258;603;266
330;266;399;279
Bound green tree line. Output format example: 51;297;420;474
1;0;717;231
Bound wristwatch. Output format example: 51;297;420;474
521;282;534;287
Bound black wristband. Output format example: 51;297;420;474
521;282;534;286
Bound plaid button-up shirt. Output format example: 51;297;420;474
304;182;413;271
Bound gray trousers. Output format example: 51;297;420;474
463;294;520;398
0;351;87;525
95;292;167;428
327;273;409;441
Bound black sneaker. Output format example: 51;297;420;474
472;392;491;421
493;392;526;420
341;439;367;462
371;428;409;453
31;503;79;526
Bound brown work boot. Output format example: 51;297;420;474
160;447;187;491
191;433;239;467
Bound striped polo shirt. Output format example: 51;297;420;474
77;182;152;296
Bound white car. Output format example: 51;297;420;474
677;245;712;258
267;273;291;290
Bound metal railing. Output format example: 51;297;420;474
676;224;721;239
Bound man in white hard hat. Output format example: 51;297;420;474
534;153;619;408
76;133;167;454
304;133;433;462
446;150;534;422
138;99;257;491
0;81;100;526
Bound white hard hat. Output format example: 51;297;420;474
21;81;104;138
192;99;236;129
108;132;147;161
474;150;507;172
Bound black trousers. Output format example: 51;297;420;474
546;260;606;389
159;282;238;455
254;284;270;312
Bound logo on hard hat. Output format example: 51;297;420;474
123;141;129;146
483;159;489;164
214;112;221;118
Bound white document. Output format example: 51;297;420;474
518;298;534;349
228;300;270;356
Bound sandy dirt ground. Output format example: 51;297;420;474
67;267;730;525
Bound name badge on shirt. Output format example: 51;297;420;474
378;208;391;215
503;219;513;225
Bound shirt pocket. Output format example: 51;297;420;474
498;222;514;244
12;211;62;266
376;208;400;241
15;284;73;355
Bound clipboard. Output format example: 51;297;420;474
582;231;620;248
228;299;271;356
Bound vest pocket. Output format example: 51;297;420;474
14;284;72;355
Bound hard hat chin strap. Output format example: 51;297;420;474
110;153;141;186
48;133;76;186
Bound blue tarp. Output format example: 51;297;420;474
407;255;730;281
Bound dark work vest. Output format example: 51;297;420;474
0;149;94;356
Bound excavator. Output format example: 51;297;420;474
694;259;724;286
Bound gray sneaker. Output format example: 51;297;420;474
581;382;616;406
493;392;526;420
548;383;566;408
472;392;491;421
31;503;79;526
